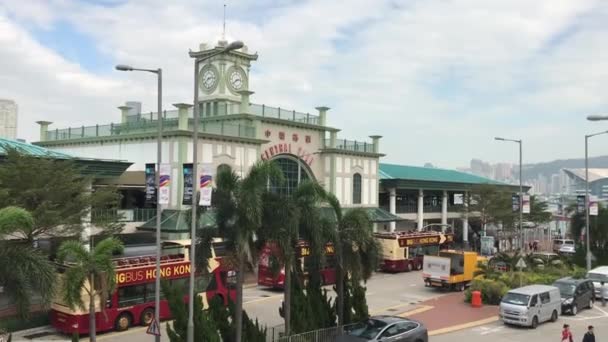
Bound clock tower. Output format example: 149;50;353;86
190;40;258;117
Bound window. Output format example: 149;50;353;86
118;285;146;307
540;292;550;304
380;324;400;338
269;157;310;196
353;173;362;204
530;294;538;306
395;322;418;334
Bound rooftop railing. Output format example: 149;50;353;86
324;138;375;153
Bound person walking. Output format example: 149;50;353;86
582;326;595;342
601;282;607;307
562;324;573;342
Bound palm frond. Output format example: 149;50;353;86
0;206;34;238
57;240;90;264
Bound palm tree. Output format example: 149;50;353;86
213;161;282;342
325;195;379;326
0;206;56;318
57;237;124;342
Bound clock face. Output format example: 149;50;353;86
199;64;219;94
226;66;247;94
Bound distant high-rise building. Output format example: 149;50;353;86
550;173;561;194
0;99;17;140
494;163;513;181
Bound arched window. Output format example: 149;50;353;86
217;164;232;176
353;173;362;204
269;156;311;196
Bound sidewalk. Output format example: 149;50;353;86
398;292;499;335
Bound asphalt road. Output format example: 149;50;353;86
13;271;441;342
432;304;608;342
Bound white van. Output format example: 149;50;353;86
586;266;608;299
499;285;561;328
553;239;574;253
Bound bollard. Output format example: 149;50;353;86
471;290;482;308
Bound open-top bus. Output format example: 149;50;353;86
374;231;453;272
258;240;336;289
50;239;235;334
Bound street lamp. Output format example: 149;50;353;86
587;115;608;121
494;137;524;251
115;64;162;342
583;130;608;271
186;40;243;342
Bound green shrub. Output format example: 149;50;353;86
464;279;509;305
0;312;49;332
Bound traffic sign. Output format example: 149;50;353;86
146;318;161;337
516;258;527;269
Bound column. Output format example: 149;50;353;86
389;188;397;232
417;189;424;231
463;191;469;248
315;106;330;126
238;90;254;114
35;121;52;142
173;103;193;131
329;131;337;194
369;135;382;153
441;190;448;230
82;181;93;251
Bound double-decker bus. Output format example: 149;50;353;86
258;240;336;289
50;239;235;334
374;231;453;272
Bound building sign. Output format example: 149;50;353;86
199;163;214;207
452;193;464;205
158;164;171;205
512;194;520;212
577;195;586;214
590;196;599;216
182;163;194;205
145;163;156;205
260;143;314;166
480;236;495;256
115;261;191;285
399;236;440;247
522;195;530;214
297;244;334;257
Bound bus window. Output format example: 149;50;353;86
195;274;212;292
118;285;146;307
207;273;218;291
212;242;228;257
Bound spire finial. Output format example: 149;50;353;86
222;3;226;40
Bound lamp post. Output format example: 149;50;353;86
495;137;524;251
115;64;162;342
583;130;608;271
186;40;243;342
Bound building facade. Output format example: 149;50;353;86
0;99;18;140
34;40;391;237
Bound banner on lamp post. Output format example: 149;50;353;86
199;164;214;207
158;164;171;205
590;196;599;216
182;163;194;205
577;195;586;214
522;195;530;214
512;194;520;212
145;163;156;205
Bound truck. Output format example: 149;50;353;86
422;250;485;291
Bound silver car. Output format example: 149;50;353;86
337;316;428;342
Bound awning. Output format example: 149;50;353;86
138;209;217;233
320;206;405;223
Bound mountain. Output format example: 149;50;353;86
522;155;608;181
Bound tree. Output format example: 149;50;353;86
571;204;608;266
0;206;56;318
464;185;514;236
213;161;282;342
0;148;123;242
324;193;378;326
57;238;124;342
524;196;552;226
162;281;220;342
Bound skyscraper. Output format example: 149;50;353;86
0;99;18;140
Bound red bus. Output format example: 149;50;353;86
50;239;235;334
258;240;336;289
374;231;453;272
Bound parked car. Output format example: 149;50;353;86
499;285;561;328
558;245;576;255
553;277;594;315
586;266;608;299
338;316;428;342
553;239;575;253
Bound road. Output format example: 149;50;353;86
433;304;608;342
13;271;441;342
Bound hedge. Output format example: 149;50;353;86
464;279;509;305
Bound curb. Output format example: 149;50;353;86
428;316;499;336
8;325;54;337
244;282;258;289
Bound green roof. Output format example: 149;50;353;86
138;209;217;233
379;163;521;191
0;138;132;178
0;138;72;158
320;206;404;223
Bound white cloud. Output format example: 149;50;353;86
1;0;608;168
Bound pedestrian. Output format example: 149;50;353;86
562;324;573;342
583;325;595;342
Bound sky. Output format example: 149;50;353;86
1;0;608;169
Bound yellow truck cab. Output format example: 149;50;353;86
422;250;485;291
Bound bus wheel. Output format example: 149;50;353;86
140;308;154;326
415;262;422;271
406;262;413;272
115;313;132;332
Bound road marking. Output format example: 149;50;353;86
472;325;504;335
369;302;413;315
95;326;148;341
397;305;434;317
428;316;500;336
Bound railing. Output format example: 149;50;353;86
91;208;156;223
249;104;320;125
324;139;375;153
396;204;418;213
268;324;356;342
45;118;256;141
